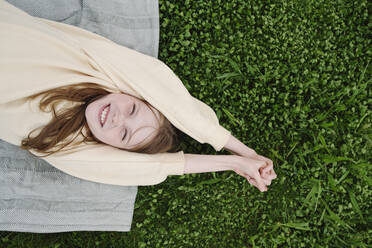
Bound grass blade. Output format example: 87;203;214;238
196;178;221;186
303;181;318;208
226;57;243;76
216;72;241;79
321;154;357;165
269;149;285;162
348;190;365;223
327;173;338;192
286;142;298;158
336;171;350;185
221;107;241;127
279;222;312;231
318;133;331;154
358;60;370;83
315;180;322;212
322;199;354;231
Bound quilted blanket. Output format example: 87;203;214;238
0;0;160;233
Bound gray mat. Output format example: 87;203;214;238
0;0;160;233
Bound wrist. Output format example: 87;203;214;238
183;153;239;174
224;134;257;157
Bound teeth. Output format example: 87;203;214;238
100;105;109;125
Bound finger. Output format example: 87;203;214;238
260;168;274;181
233;169;246;178
260;169;270;179
255;155;276;181
259;172;272;185
253;173;268;192
257;155;274;172
248;177;259;188
268;169;277;179
247;176;257;186
262;165;277;178
259;166;267;175
256;154;272;164
247;177;255;187
262;177;271;186
262;164;273;174
270;171;277;180
263;170;277;180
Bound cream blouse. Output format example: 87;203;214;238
0;0;231;186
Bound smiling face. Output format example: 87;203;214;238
85;93;161;149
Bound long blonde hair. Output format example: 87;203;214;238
20;82;181;157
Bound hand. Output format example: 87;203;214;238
223;134;277;190
249;153;277;182
232;156;273;192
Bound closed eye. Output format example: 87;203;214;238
130;104;135;115
122;104;135;141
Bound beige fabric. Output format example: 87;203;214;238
0;0;231;186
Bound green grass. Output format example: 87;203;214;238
1;0;371;247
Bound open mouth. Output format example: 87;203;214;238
99;104;110;127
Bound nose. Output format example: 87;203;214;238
111;109;135;129
112;110;125;128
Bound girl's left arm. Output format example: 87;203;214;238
223;134;257;157
223;134;277;181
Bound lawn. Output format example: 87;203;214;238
0;0;370;247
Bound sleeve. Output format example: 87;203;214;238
80;38;232;152
0;2;230;186
30;143;185;186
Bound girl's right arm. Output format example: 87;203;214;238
184;153;272;192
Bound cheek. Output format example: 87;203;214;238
86;103;95;120
85;107;96;130
84;107;91;125
96;129;119;144
85;105;101;137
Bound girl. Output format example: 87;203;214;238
0;0;276;192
